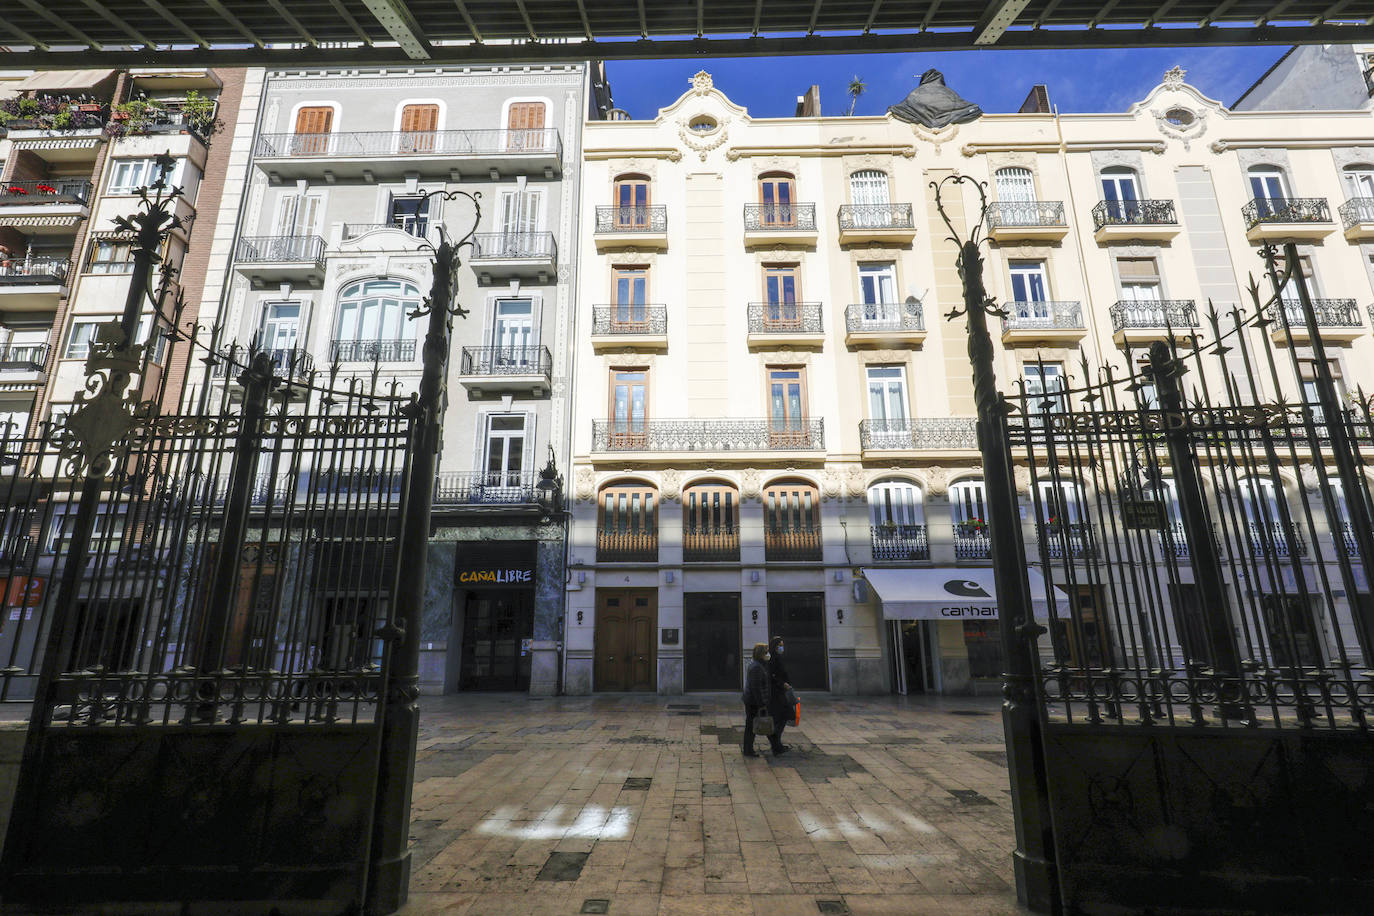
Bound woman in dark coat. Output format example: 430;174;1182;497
765;635;792;755
742;642;773;757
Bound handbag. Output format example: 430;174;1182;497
753;714;775;736
784;687;800;726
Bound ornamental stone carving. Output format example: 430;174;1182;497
1299;464;1320;492
1332;148;1374;171
741;468;762;499
574;467;596;500
924;466;949;497
820;468;841;500
660;469;682;500
691;70;714;93
845;465;867;499
1014;465;1032;495
1163;66;1186;88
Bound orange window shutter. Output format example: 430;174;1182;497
295;106;332;135
402;104;438;133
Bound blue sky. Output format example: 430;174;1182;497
605;46;1290;119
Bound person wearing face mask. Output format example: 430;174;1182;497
765;635;792;755
742;642;772;757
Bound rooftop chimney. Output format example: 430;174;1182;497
795;84;821;117
1019;84;1052;114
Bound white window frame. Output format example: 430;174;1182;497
481;413;529;485
867;478;925;528
334;278;421;345
866;365;908;424
949;479;987;525
107;157;182;195
994;166;1035;202
858;262;898;304
1009;260;1049;303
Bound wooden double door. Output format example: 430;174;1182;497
595;589;657;691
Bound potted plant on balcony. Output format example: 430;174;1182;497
957;517;987;537
1044;515;1062;535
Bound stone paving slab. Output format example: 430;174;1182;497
398;693;1025;916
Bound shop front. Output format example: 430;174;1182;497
453;541;537;691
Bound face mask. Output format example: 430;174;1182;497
763;653;771;661
776;646;784;655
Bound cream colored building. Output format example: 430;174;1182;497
566;67;1374;697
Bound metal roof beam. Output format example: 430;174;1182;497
199;0;267;48
76;0;159;48
975;0;1034;44
452;0;484;43
359;0;433;59
324;0;374;45
139;0;210;48
14;0;104;49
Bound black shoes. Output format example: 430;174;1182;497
742;748;759;757
772;744;791;756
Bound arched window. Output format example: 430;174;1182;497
333;278;421;362
505;100;546;151
1248;165;1288;203
763;478;821;561
994;167;1035;202
868;479;926;561
597;480;657;562
1037;479;1088;559
683;480;739;562
758;172;797;227
1236;476;1304;558
950;478;989;559
613;173;651;229
848;169;892;229
292;105;334;155
1099;166;1140;222
1343;164;1374;200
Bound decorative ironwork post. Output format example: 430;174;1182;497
931;176;1058;911
366;191;478;915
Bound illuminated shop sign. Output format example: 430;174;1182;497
458;569;532;584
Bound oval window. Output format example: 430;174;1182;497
1164;107;1195;127
689;115;717;133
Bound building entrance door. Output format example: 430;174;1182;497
767;592;828;690
595;589;657;691
684;593;740;690
459;591;533;691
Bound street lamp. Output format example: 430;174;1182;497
535;445;563;520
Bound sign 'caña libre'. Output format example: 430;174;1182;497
458;569;533;584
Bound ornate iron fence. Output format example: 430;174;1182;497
591;305;667;335
859;417;977;450
470;231;557;261
1243;196;1331;227
234;234;326;263
592;418;824;452
837;203;913;230
331;338;416;362
1338;197;1374;228
1267;298;1361;328
953;525;992;560
594;205;667;232
1002;300;1083;331
765;527;822;562
434;472;536;505
211;346;313;380
596;528;657;562
746;302;823;333
255;128;561;159
1108;299;1198;330
986;200;1066;228
845;301;924;332
1091;198;1177;229
682;526;740;562
459;345;552;378
870;525;929;561
743;203;816;231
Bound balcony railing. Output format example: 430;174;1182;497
845;301;924;333
1109;299;1198;331
0;343;48;371
434;473;536;506
0;257;70;285
682;527;740;562
1001;300;1084;332
954;525;991;560
592;418;824;452
1266;298;1361;330
1245;521;1307;559
330;339;415;363
234;235;326;264
592;305;667;336
859;417;977;451
213;347;313;380
1242;196;1331;228
837;204;914;230
342;222;426;240
1340;523;1360;558
597;529;658;562
1338;197;1374;228
471;232;557;261
1041;522;1092;560
871;525;929;562
595;206;667;233
765;527;822;562
1091;199;1177;230
743;203;817;232
459;345;553;378
254;128;562;159
0;179;93;205
1157;522;1191;560
746;302;823;334
985;200;1066;228
0;534;34;565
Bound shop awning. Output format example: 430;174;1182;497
16;69;116;92
862;567;1060;621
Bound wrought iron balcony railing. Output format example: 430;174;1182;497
470;231;557;261
765;527;822;562
743;203;817;232
746;302;823;334
594;205;667;233
1339;523;1360;558
0;343;48;371
1157;522;1191;560
235;235;326;264
682;527;740;562
1001;300;1084;331
859;417;978;451
1266;298;1361;330
330;339;415;362
434;472;537;506
871;525;929;561
1091;199;1177;230
845;301;924;333
837;203;914;230
459;345;553;378
1041;522;1092;560
0;179;93;205
597;529;658;562
953;525;991;560
592;417;825;452
0;257;70;284
341;222;426;240
1108;299;1198;331
1338;197;1374;228
0;534;34;565
592;305;667;336
1244;521;1307;559
254;128;562;159
985;200;1066;228
213;347;313;380
1242;196;1331;228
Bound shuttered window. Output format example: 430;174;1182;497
399;104;439;153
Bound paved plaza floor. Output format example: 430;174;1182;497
399;693;1025;916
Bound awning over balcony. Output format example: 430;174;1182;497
16;69;116;91
863;567;1060;620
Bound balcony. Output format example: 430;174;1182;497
469;232;556;282
1244;522;1306;559
844;301;925;348
1041;522;1092;560
765;526;822;562
1243;197;1333;242
341;222;427;242
253;128;563;181
0;343;49;375
591;418;825;458
836;204;915;244
1157;522;1191;560
745;302;825;349
984;201;1068;241
1001;301;1085;345
859;418;978;454
594;206;668;250
597;529;657;563
682;527;740;563
1108;299;1198;344
1091;199;1180;242
871;525;929;562
1339;523;1359;558
330;339;415;363
212;347;314;383
1339;198;1374;241
1264;298;1363;343
458;345;553;396
434;473;537;507
742;203;818;247
0;257;69;309
233;235;326;288
591;305;668;351
0;180;93;234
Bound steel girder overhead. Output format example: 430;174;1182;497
0;1;1372;67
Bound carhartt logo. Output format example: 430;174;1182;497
944;579;991;598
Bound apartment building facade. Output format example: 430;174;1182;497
567;68;1374;696
200;64;610;696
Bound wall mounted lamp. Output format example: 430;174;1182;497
836;608;845;624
